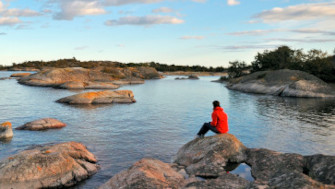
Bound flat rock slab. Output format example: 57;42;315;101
57;81;120;89
57;90;136;104
0;142;99;189
0;122;13;139
10;73;32;77
99;158;184;189
16;118;66;131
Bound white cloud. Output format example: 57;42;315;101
191;0;206;3
1;9;41;17
253;2;335;23
53;0;106;20
152;7;174;13
0;32;6;35
0;17;21;26
105;15;184;26
74;46;89;50
226;29;282;36
291;28;335;36
180;35;204;40
227;0;240;6
103;0;163;6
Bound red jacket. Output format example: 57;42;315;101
211;107;228;133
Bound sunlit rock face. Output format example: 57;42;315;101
15;118;66;131
0;142;99;189
57;90;136;104
227;69;335;98
0;122;13;140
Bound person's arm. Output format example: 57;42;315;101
211;112;217;127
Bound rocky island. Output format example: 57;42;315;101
18;66;161;89
226;69;335;98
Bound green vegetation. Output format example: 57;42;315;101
227;61;249;79
251;46;335;82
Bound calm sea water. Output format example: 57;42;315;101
1;71;335;188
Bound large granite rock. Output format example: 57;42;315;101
99;158;184;189
0;142;99;189
227;69;335;98
57;90;136;104
0;122;13;140
16;118;66;131
174;134;247;177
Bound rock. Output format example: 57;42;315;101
0;122;13;140
304;154;335;185
174;134;247;177
0;77;13;80
57;90;136;104
183;173;250;189
57;81;119;89
227;69;335;98
10;73;32;77
0;142;99;189
99;158;184;189
175;75;199;80
16;118;66;131
245;148;305;181
212;76;228;83
111;80;145;85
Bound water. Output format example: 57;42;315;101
1;71;335;188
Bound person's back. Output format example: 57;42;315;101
211;106;228;133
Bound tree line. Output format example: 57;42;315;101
227;46;335;82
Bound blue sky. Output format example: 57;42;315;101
0;0;334;67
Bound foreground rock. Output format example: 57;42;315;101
57;90;136;104
0;142;99;189
174;133;247;177
100;134;335;189
10;73;32;77
16;118;66;131
227;69;335;98
99;158;184;189
0;122;13;140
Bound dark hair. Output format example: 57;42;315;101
213;100;220;108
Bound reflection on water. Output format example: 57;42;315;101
0;72;335;188
229;163;253;182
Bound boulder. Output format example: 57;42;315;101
227;69;335;98
57;81;119;89
304;154;335;185
57;90;136;104
10;73;32;77
0;142;99;189
174;134;247;177
16;118;66;131
0;122;13;140
99;158;184;189
0;77;13;80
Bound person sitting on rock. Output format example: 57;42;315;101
196;100;228;138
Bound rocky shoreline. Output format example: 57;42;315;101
1;134;334;188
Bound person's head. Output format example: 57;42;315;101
213;100;220;109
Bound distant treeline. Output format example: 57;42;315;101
0;58;226;72
228;46;335;82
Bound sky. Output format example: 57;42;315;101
0;0;335;67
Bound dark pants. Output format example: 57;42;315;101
197;122;219;136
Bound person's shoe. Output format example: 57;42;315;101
195;134;204;139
